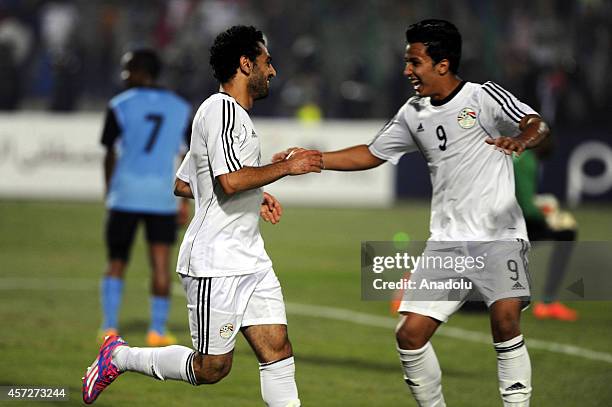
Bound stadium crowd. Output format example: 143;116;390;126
0;0;610;126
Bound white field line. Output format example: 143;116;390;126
2;278;611;364
285;302;612;365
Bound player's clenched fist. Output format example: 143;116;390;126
285;149;323;175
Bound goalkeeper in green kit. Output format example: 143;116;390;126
514;144;579;321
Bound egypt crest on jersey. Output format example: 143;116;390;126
457;108;477;129
368;81;538;242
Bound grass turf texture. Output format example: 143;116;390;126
0;201;610;406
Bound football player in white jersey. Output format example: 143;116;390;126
175;150;284;224
83;25;322;406
276;19;549;407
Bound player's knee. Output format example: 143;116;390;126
265;337;293;362
395;318;428;350
193;354;233;385
492;317;520;341
108;247;130;264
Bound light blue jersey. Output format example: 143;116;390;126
102;87;191;214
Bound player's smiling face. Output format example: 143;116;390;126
404;42;440;97
248;42;276;100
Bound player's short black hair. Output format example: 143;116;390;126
405;19;462;73
210;25;265;84
122;49;162;79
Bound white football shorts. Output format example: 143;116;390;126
180;268;287;355
398;240;531;322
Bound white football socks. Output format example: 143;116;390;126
259;357;300;407
113;345;197;385
398;342;446;407
494;334;532;407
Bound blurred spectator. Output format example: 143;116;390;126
40;0;81;111
1;0;610;120
0;14;33;109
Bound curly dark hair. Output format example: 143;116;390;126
209;25;265;84
405;19;462;74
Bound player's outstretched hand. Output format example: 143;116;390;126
285;149;323;175
271;147;306;163
485;136;526;156
260;192;283;224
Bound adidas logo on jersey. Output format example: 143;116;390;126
251;130;258;138
417;123;424;132
505;382;527;391
512;281;524;290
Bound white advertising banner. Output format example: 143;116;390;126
0;113;394;206
256;119;394;206
0;113;105;200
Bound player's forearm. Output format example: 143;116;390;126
517;115;550;149
218;162;291;195
322;145;385;171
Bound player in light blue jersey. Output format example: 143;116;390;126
99;48;192;347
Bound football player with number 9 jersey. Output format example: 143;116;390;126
315;19;549;407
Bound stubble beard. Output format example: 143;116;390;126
248;70;270;101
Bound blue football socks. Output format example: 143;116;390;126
101;276;124;330
150;296;170;334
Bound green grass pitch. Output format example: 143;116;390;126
0;200;610;406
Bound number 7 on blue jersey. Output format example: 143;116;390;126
145;114;164;153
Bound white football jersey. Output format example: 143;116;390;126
176;150;201;214
176;93;272;277
369;81;537;241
